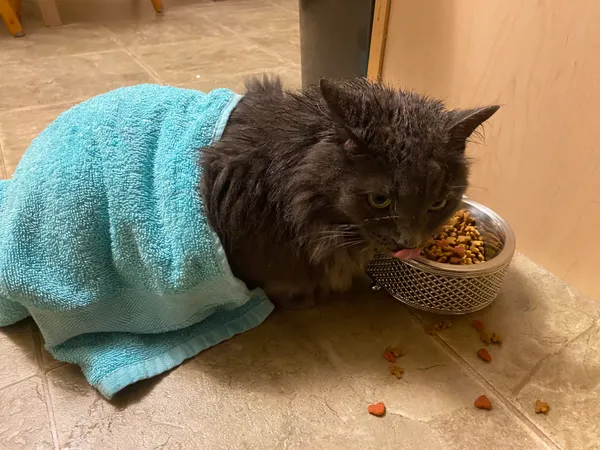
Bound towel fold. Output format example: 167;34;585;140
0;84;273;398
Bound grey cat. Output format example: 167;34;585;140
201;76;499;307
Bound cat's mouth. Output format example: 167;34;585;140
392;248;421;260
366;234;422;260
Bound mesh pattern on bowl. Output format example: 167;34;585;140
367;254;511;315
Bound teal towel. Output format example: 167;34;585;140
0;85;273;398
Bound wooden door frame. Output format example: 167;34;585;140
367;0;391;80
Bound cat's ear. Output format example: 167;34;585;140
449;105;500;143
319;79;351;123
320;79;362;144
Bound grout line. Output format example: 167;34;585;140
192;8;296;67
44;362;68;375
186;1;275;14
1;47;128;66
244;33;299;67
265;0;298;14
40;371;61;450
115;31;291;87
0;322;39;391
410;311;561;449
171;64;299;90
511;321;597;397
0;137;7;179
106;33;233;52
0;372;38;391
100;25;164;84
32;330;60;450
0;98;85;116
31;325;46;371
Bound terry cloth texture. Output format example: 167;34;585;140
0;84;273;398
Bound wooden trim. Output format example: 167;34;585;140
367;0;391;81
37;0;62;27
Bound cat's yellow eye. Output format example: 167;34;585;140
429;198;448;211
368;193;391;209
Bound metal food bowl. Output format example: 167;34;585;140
367;198;516;315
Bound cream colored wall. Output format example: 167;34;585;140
380;0;600;300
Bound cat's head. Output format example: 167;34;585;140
304;78;499;258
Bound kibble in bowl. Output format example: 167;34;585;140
421;208;490;265
367;198;516;315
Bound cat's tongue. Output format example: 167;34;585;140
392;248;422;260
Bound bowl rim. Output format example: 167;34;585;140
403;197;516;275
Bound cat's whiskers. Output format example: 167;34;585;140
362;215;403;223
302;228;367;254
333;239;366;250
307;233;361;244
295;226;362;244
305;228;360;236
342;241;366;249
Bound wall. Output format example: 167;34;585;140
380;0;600;300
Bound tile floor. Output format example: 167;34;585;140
1;2;599;449
0;0;300;176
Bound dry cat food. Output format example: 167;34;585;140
421;209;488;265
424;319;453;335
474;395;492;410
383;348;397;363
477;348;492;362
383;345;405;363
368;402;386;417
389;365;404;379
387;346;404;358
479;330;492;344
472;319;502;345
472;319;485;331
490;333;502;344
535;400;550;414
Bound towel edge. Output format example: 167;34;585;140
96;294;274;399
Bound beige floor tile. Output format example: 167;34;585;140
105;9;230;48
269;0;299;13
0;103;75;177
516;322;600;449
247;29;300;65
0;377;54;450
0;50;154;112
0;320;39;389
177;65;301;93
53;0;272;25
429;405;549;449
47;285;546;449
131;36;284;85
0;24;119;64
54;0;181;24
32;327;66;372
416;253;600;397
40;347;65;372
0;65;298;179
188;0;276;14
0;142;6;179
200;5;298;36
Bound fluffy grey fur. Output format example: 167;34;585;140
201;76;498;307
